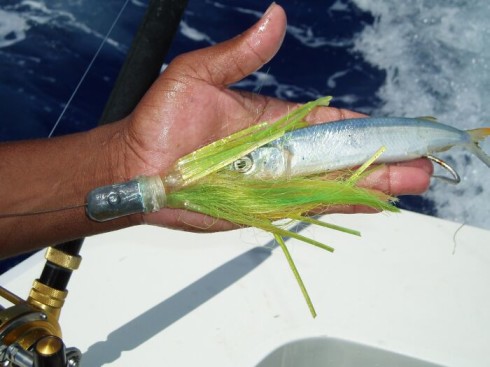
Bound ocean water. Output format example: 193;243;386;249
0;0;489;241
0;0;146;138
351;0;490;228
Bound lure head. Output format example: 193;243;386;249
228;146;287;179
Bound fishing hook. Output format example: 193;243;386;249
426;155;461;184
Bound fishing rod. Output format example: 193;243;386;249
0;1;188;365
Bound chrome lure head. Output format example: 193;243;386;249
86;175;166;221
229;146;287;179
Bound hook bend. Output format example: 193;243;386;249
426;155;461;184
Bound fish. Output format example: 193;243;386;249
229;117;490;179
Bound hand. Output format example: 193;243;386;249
115;3;432;230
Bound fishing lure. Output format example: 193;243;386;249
87;99;490;225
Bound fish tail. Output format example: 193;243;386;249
468;128;490;167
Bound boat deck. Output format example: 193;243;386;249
1;210;489;366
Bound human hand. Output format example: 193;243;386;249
115;3;432;230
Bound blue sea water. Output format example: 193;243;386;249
0;0;489;272
0;0;147;138
1;0;384;140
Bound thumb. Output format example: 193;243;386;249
169;3;287;86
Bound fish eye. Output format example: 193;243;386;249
233;156;253;173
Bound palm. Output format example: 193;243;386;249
128;75;271;178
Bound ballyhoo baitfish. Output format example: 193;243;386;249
229;116;490;179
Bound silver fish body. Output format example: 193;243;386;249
230;117;490;179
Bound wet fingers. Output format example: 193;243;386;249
360;163;432;196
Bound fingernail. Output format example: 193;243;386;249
264;2;276;16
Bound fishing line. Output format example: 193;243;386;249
0;1;130;219
0;204;87;219
48;0;131;138
452;222;465;255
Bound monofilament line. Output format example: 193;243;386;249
48;0;131;138
0;203;88;219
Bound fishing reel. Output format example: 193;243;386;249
0;245;82;367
